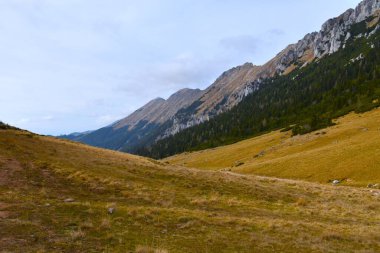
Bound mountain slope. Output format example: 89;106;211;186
150;0;380;141
140;13;380;158
165;107;380;187
62;0;380;155
114;88;203;129
1;128;380;252
62;88;203;151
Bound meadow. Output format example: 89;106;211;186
0;127;380;252
166;108;380;187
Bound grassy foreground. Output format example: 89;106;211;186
0;129;380;252
166;108;380;187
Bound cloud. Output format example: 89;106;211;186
96;115;124;126
268;29;286;36
41;116;55;121
220;29;286;55
115;52;230;101
17;118;30;124
220;35;262;53
153;53;216;88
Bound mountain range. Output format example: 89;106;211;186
61;0;380;155
3;1;380;251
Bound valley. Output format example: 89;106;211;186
2;1;380;252
0;128;380;252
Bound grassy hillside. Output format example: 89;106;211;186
1;129;380;252
165;108;380;187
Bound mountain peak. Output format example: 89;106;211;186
169;88;202;99
149;97;165;103
111;88;203;132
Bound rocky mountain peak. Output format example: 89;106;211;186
263;0;379;68
198;63;260;110
147;97;166;104
354;0;380;22
215;62;255;84
113;88;203;131
313;0;380;58
167;88;203;102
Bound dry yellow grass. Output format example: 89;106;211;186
1;127;380;252
165;108;380;186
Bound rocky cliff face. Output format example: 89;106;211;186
259;0;380;73
314;0;380;58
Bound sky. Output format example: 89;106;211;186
0;0;361;135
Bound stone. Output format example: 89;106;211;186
108;207;115;214
64;198;74;203
332;180;341;185
254;151;266;158
368;183;380;189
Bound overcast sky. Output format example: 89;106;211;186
0;0;361;135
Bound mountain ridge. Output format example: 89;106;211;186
152;0;380;142
141;12;380;158
62;0;380;154
113;87;203;130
